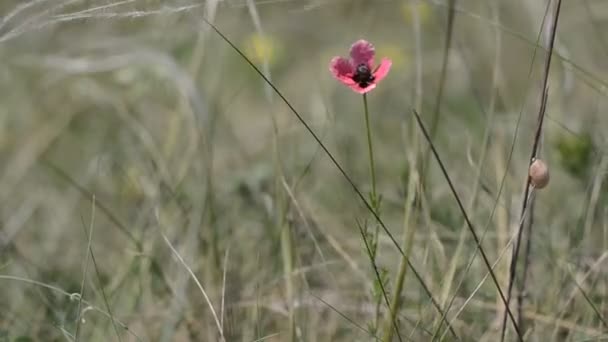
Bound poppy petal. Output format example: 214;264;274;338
349;83;377;94
350;40;375;67
330;56;356;85
372;58;392;83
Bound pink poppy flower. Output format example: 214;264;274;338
329;40;392;94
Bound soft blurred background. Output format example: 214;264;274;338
0;0;607;341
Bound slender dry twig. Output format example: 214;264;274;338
308;291;381;341
431;1;502;338
419;0;456;211
43;160;173;295
500;0;563;340
158;225;225;341
220;247;230;332
0;275;143;341
356;220;404;342
82;214;123;342
566;267;608;331
412;109;523;341
518;198;535;331
74;196;97;342
438;191;536;341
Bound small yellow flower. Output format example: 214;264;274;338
121;166;145;200
402;0;432;25
244;33;279;65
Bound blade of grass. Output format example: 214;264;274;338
308;291;380;341
280;208;296;342
74;195;96;342
0;275;142;340
432;0;502;337
422;0;608;100
253;333;282;342
42;161;135;245
381;159;420;342
411;109;523;341
79;215;123;342
0;0;51;30
220;247;230;333
438;191;536;341
42;159;173;295
356;220;403;342
566;267;608;331
582;0;608;57
159;228;225;341
423;0;456;175
517;198;535;331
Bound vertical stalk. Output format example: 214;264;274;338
500;0;562;339
281;219;295;341
362;92;383;332
363;93;378;211
362;93;380;262
273;116;295;342
382;171;418;341
382;3;424;339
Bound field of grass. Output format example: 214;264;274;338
1;0;608;341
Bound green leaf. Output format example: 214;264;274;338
556;133;593;179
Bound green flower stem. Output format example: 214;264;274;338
363;93;378;211
362;93;384;332
362;93;381;262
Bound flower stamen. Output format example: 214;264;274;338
352;63;375;88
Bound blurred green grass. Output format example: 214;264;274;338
1;0;608;341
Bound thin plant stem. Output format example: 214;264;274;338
362;92;380;265
362;92;383;332
412;109;523;341
518;199;535;331
273;112;295;342
362;93;380;261
432;1;502;337
500;0;563;340
160;230;225;341
421;0;456;182
363;93;378;211
567;267;608;331
382;167;419;342
281;220;296;342
78;210;123;342
309;291;381;340
358;221;404;342
74;196;96;342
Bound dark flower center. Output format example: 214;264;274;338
352;63;375;88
